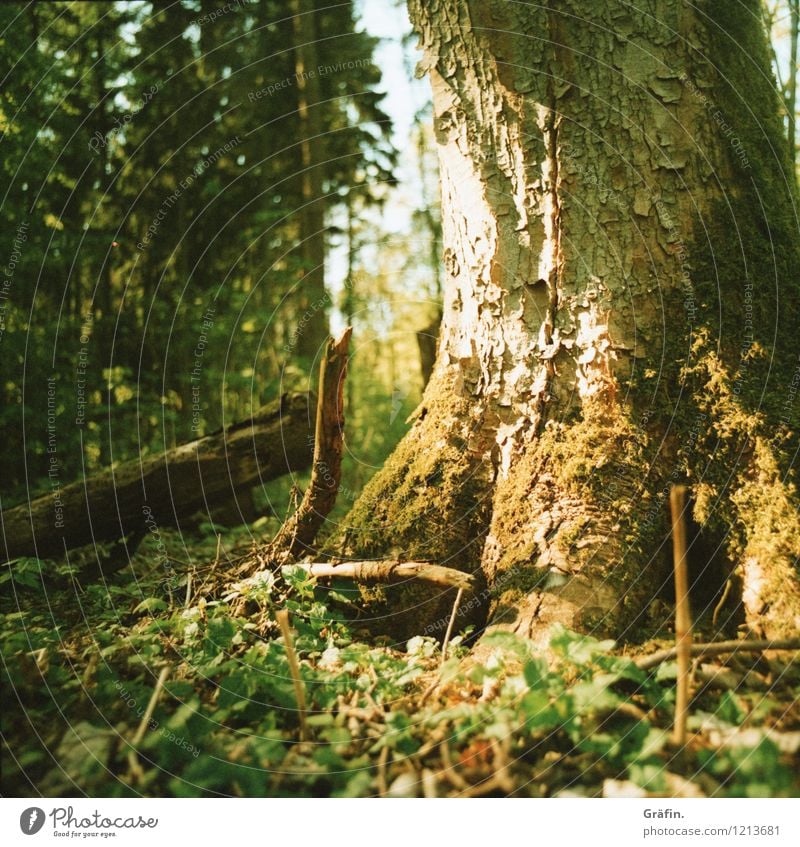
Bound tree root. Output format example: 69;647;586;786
635;638;800;671
294;560;476;591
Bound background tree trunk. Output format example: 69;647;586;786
416;311;441;387
292;0;329;362
336;0;800;644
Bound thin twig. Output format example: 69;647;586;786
127;666;169;780
488;738;515;793
418;677;440;706
421;768;438;798
184;567;194;609
670;485;692;748
195;534;223;598
377;745;389;797
712;577;733;630
439;741;468;790
457;773;507;798
635;638;800;671
441;587;464;667
276;609;310;742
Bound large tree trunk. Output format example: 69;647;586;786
1;393;315;566
337;0;800;644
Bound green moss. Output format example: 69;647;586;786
328;370;493;641
683;336;800;637
336;373;491;566
486;398;673;636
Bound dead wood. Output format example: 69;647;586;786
635;638;800;671
294;560;476;591
268;328;351;559
1;392;316;568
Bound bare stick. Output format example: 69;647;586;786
670;485;692;748
131;666;170;746
184;568;194;609
712;577;733;630
271;328;352;559
276;609;309;742
294;560;475;591
214;533;222;570
635;638;800;671
439;741;469;790
456;773;506;798
441;587;464;667
128;666;170;780
377;745;389;797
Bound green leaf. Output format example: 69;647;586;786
164;680;195;699
628;761;667;792
204;616;236;656
217;673;252;709
333;770;372;798
521;689;561;732
655;661;679;681
132;597;168;615
523;657;548;690
481;630;532;660
281;565;316;598
571;673;622;713
715;691;746;726
306;713;336;727
549;624;615;664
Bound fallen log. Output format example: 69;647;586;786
1;392;316;565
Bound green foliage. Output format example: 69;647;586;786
2;537;797;797
0;0;399;504
697;740;795;798
0;558;44;590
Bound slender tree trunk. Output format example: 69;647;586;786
94;24;114;467
416;311;440;387
344;193;357;413
337;0;800;644
292;0;328;362
789;0;799;168
414;123;442;387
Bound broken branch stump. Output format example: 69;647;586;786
269;328;351;559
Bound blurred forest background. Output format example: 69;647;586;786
0;0;440;535
0;0;797;529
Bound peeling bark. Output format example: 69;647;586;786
339;0;800;643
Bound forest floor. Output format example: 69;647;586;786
2;522;799;798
